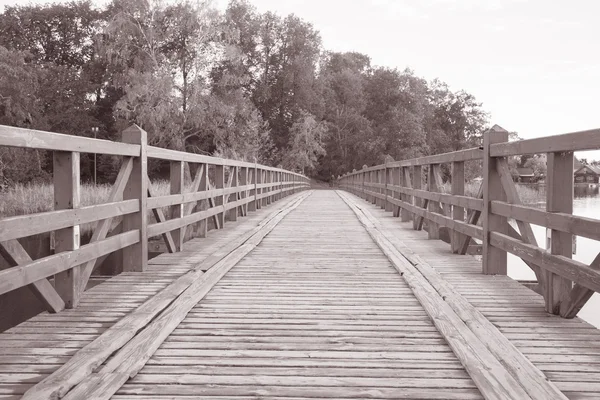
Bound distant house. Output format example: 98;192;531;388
574;165;600;184
515;168;535;183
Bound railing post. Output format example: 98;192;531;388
240;166;248;215
227;166;239;222
483;126;509;275
385;165;393;212
249;166;257;212
548;151;574;314
199;163;208;237
170;161;184;251
259;168;266;208
392;167;401;217
215;164;225;228
53;151;82;308
122;125;148;272
427;165;440;240
451;161;465;254
413;165;422;230
401;167;411;222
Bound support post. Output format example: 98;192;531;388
413;165;422;230
53;151;82;308
546;151;574;314
215;164;225;228
240;167;248;216
122;125;148;272
393;167;401;217
401;167;411;222
228;166;238;222
427;165;440;240
451;161;466;254
249;166;257;212
170;161;184;251
385;165;392;212
198;164;208;237
482;126;509;275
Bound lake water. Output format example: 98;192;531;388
506;185;600;327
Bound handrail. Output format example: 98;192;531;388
338;124;600;319
0;124;309;313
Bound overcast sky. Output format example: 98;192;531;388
2;0;599;159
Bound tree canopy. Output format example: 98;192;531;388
0;0;492;185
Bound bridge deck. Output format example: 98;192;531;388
1;190;600;399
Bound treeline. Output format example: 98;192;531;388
0;0;489;185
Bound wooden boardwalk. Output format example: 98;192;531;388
1;190;600;399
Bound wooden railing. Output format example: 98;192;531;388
339;124;600;318
0;124;309;312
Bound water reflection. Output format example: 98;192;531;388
506;185;600;327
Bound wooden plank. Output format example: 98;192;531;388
0;124;139;156
337;191;534;400
21;192;311;400
122;125;148;272
170;161;184;251
53;151;83;309
490;128;600;157
483;126;508;275
0;240;65;313
491;201;600;242
340;192;568;400
0;200;137;243
384;147;483;168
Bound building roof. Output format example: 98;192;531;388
516;167;534;177
574;165;600;175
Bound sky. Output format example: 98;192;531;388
2;0;599;159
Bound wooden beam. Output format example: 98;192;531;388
412;166;422;230
147;183;177;254
427;165;441;239
122;125;148;273
170;161;184;251
215;165;225;229
483;126;508;275
400;167;411;222
451;161;465;254
80;157;134;287
545;151;574;314
561;252;600;318
0;239;65;313
392;167;401;217
496;158;545;289
457;183;483;255
53;151;82;308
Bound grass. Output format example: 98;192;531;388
0;181;173;236
440;181;545;205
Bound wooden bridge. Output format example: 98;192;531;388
0;124;600;399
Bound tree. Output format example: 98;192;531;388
524;154;547;180
283;111;326;173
